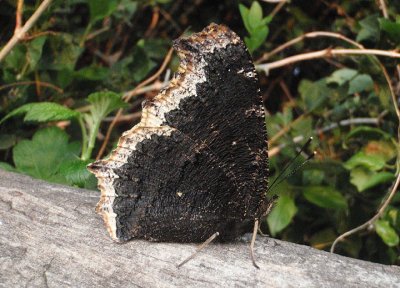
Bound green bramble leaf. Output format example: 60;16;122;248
267;194;298;236
303;186;347;209
59;159;97;189
379;18;400;44
326;68;358;86
89;0;118;24
13;127;80;183
349;168;394;192
348;74;374;94
87;91;127;121
357;14;380;43
27;36;47;71
0;102;80;125
344;151;386;171
375;220;400;247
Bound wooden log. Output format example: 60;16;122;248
0;170;399;287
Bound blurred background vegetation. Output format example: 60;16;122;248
1;0;399;265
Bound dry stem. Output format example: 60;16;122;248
256;48;400;74
256;31;364;64
0;0;52;63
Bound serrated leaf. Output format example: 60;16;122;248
326;68;358;86
59;159;96;188
298;79;330;112
303;186;347;209
349;167;394;192
74;66;109;81
344;151;386;171
375;220;399;247
379;18;400;44
348;74;373;94
13;127;80;183
27;36;46;70
87;91;127;120
0;102;80;125
89;0;118;24
356;14;380;42
248;1;263;30
267;194;297;236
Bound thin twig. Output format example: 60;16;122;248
0;0;52;63
15;0;24;34
268;117;382;157
378;0;389;18
256;48;400;74
256;31;364;64
268;0;287;18
96;48;174;160
0;81;63;93
330;174;400;252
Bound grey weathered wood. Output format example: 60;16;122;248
0;170;399;288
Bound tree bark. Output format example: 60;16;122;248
0;170;399;287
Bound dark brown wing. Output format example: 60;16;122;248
88;23;269;243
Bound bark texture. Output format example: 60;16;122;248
0;170;399;288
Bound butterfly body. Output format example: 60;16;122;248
88;24;269;243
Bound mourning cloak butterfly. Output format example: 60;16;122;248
88;24;271;249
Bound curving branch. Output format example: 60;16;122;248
0;0;53;63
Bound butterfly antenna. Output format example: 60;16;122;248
267;137;314;193
177;232;219;268
271;151;316;189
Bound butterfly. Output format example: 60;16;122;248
88;23;273;268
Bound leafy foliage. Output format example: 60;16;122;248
0;0;399;265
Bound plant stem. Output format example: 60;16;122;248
78;116;89;161
0;0;52;63
84;119;101;161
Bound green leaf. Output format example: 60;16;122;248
248;1;263;30
357;14;380;42
379;18;400;43
239;4;251;33
0;162;17;172
375;220;399;247
267;194;298;236
74;66;109;81
244;26;269;53
303;186;348;209
59;159;96;188
26;36;46;70
89;0;118;24
87;91;127;121
326;68;358;86
0;102;80;125
344;151;386;171
348;74;374;94
298;79;330;112
349;168;394;192
12;127;80;183
345;126;391;142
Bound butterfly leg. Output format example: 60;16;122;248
177;232;220;268
250;219;260;269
